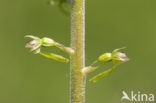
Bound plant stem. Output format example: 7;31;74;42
70;0;85;102
55;42;74;55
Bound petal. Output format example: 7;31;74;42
30;42;42;52
25;35;40;39
32;48;41;54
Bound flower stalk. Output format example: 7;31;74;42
55;42;74;55
70;0;85;102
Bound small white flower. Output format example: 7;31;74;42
112;48;129;64
25;35;42;54
25;35;57;54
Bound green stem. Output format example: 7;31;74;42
70;0;85;102
55;42;74;55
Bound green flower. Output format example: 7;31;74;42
25;35;56;54
98;47;129;64
89;48;129;82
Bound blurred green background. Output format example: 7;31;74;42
0;0;156;103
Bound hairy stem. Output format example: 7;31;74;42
70;0;85;102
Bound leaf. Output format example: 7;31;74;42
39;52;69;63
89;64;119;82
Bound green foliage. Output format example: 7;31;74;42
89;64;118;82
39;52;69;63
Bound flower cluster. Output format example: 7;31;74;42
25;35;73;63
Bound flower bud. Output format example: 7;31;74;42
42;37;56;46
98;53;112;62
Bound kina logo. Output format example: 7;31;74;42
121;91;155;102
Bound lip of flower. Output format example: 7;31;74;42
25;39;42;53
112;52;129;63
30;42;42;52
25;40;38;48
